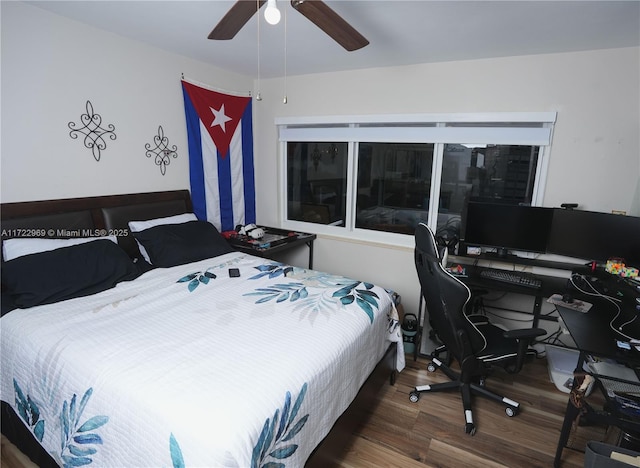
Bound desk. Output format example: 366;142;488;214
553;273;640;467
417;265;568;360
459;265;569;328
228;227;317;269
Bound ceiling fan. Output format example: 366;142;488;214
208;0;369;52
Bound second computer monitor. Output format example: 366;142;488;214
546;209;640;266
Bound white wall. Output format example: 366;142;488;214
253;47;640;315
1;2;252;202
2;2;639;318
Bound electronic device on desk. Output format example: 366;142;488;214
236;223;264;239
479;268;542;289
446;264;467;277
461;201;554;259
548;293;593;313
547;209;640;268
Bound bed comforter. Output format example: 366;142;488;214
0;252;404;467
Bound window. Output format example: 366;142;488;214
278;113;556;248
355;143;434;235
287;142;348;226
436;143;542;242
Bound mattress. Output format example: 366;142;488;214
0;251;404;467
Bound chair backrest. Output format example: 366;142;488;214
414;223;485;362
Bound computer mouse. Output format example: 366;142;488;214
562;293;574;304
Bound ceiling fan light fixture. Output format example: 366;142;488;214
264;0;281;25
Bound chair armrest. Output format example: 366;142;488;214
503;327;546;373
503;328;546;341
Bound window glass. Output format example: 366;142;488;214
355;143;434;234
286;142;348;226
436;143;541;243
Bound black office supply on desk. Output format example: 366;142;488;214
479;268;542;289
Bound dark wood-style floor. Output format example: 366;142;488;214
1;354;614;468
326;353;612;468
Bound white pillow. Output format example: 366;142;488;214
129;213;198;263
128;213;197;233
2;236;118;261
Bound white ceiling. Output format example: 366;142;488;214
28;0;640;79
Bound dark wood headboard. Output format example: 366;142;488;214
1;190;192;259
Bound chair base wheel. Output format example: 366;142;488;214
505;406;519;417
427;362;437;372
409;391;420;403
465;423;477;435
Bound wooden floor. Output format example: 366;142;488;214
325;353;614;468
1;354;616;468
1;435;38;468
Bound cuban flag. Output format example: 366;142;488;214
181;80;256;232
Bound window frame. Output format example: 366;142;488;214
277;112;557;249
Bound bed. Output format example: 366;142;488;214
0;190;404;467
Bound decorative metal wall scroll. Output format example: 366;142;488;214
145;125;178;175
68;100;117;161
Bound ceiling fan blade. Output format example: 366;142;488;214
291;0;369;51
208;1;266;40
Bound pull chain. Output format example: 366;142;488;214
256;0;262;101
283;4;288;104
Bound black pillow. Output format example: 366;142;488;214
1;240;140;309
133;220;234;268
1;291;17;316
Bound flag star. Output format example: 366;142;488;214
210;104;233;132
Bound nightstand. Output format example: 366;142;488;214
226;227;317;269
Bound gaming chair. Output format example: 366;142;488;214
410;222;545;435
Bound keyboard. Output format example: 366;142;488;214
479;268;542;289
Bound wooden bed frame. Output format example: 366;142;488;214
0;189;397;466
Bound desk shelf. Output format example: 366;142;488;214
554;361;640;467
451;252;586;273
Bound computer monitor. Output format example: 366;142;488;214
546;209;640;266
462;201;554;257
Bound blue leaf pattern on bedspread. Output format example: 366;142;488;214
249;264;294;280
332;281;379;323
165;384;308;468
13;380;108;467
177;268;217;292
252;383;309;468
175;259;384;323
245;282;309;304
59;388;109;467
13;379;45;442
169;433;185;468
164;385;309;468
244;263;380;323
